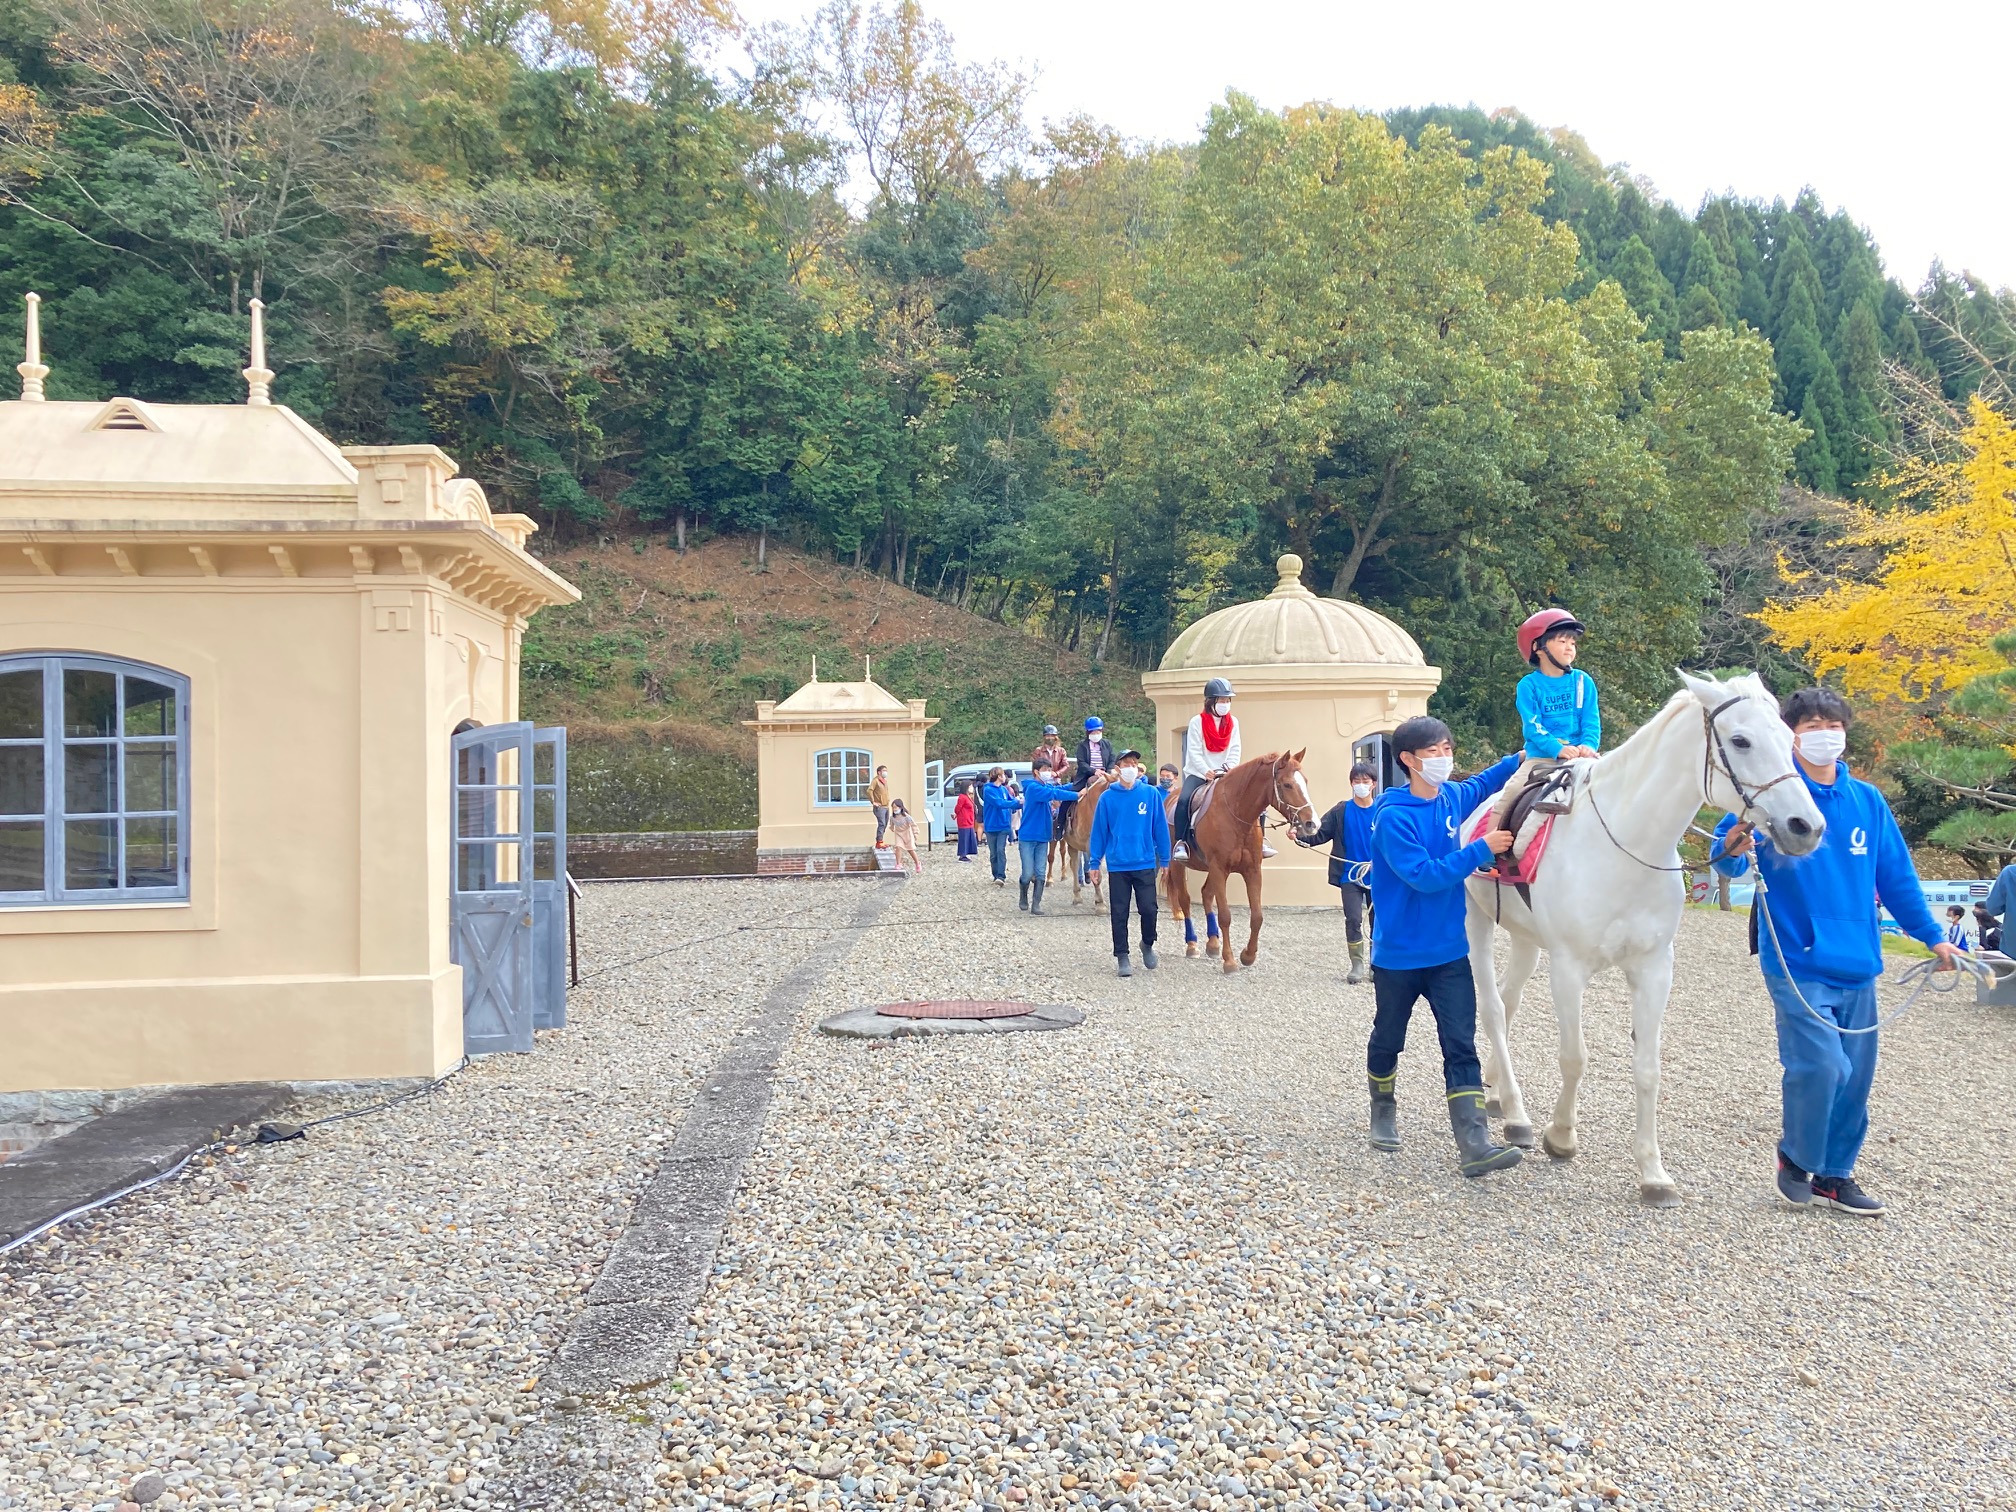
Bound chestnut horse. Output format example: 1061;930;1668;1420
1163;751;1319;974
1048;773;1109;908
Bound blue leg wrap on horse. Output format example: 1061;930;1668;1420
1184;917;1197;944
1206;911;1219;938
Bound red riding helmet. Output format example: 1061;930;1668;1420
1518;608;1586;666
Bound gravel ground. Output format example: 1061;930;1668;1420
7;857;2011;1511
0;880;863;1512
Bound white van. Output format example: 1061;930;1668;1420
926;761;1034;841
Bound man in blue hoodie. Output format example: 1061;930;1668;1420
1088;750;1171;978
1711;687;1961;1217
1366;715;1522;1177
1016;761;1083;915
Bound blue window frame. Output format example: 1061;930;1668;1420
813;747;873;807
0;654;191;905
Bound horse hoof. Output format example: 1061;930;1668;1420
1540;1130;1577;1161
1239;949;1257;966
1485;1095;1503;1119
1185;944;1200;958
1503;1123;1536;1149
1639;1182;1682;1209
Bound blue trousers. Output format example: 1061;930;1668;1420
986;830;1009;880
1368;957;1481;1091
1018;838;1047;884
1764;973;1878;1179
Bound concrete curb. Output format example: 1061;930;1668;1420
0;1083;289;1250
548;877;905;1394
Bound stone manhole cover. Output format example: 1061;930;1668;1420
875;1000;1035;1020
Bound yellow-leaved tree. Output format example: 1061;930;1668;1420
1761;397;2016;702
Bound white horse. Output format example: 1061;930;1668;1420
1463;671;1826;1208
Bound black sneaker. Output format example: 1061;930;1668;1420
1775;1150;1811;1207
1810;1175;1885;1217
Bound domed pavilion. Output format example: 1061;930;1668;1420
1141;554;1441;907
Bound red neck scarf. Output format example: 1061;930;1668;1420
1201;708;1233;753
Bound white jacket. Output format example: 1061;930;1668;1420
1183;712;1241;779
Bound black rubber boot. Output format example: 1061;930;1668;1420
1447;1087;1522;1177
1368;1072;1400;1152
1030;880;1047;915
1018;880;1030;910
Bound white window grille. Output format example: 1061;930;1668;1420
813;747;873;807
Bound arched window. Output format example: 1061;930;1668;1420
0;655;190;905
813;747;873;807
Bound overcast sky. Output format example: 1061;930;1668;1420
730;0;2015;292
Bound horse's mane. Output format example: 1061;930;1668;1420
1604;670;1776;767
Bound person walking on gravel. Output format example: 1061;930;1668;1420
868;765;892;848
1710;687;1961;1217
1365;716;1522;1177
1089;751;1170;977
1302;761;1379;984
885;798;923;873
980;768;1019;886
1015;761;1082;914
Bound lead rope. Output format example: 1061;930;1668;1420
1751;870;1994;1033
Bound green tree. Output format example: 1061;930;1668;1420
1895;632;2016;866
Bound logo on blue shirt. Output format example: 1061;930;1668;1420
1849;826;1867;856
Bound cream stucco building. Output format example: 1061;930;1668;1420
1142;554;1441;907
746;671;936;854
0;297;578;1094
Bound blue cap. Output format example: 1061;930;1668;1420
1084;716;1103;731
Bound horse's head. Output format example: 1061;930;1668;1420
1680;670;1825;857
1270;749;1321;841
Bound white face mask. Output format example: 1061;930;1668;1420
1415;754;1454;785
1352;782;1374;799
1211;701;1231;717
1116;765;1139;787
1797;728;1847;767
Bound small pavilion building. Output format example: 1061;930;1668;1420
747;667;936;856
0;295;578;1095
1141;553;1441;907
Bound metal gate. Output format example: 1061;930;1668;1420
452;722;535;1055
529;727;568;1030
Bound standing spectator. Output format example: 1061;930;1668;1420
1157;763;1180;797
1302;762;1379;983
868;764;892;848
952;783;978;862
886;799;923;874
1088;751;1171;977
1711;687;1961;1215
1015;762;1081;913
1944;905;1972;951
980;768;1019;886
1365;716;1523;1177
1986;858;2016;930
1974;904;2003;954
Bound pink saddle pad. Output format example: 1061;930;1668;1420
1468;810;1557;887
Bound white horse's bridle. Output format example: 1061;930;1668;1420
1701;695;1803;820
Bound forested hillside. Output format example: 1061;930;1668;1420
3;0;2012;761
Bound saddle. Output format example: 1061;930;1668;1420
1173;777;1220;865
1470;764;1578;903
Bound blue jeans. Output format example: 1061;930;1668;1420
1764;972;1878;1179
986;830;1008;880
1018;838;1047;885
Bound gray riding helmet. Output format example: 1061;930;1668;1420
1203;677;1236;700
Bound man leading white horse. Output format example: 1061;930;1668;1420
1710;686;1962;1217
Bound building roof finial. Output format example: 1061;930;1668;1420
18;292;48;402
810;656;818;682
243;298;273;406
